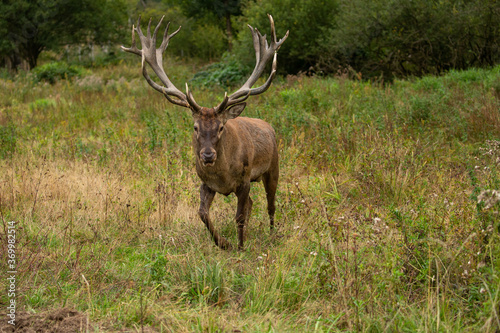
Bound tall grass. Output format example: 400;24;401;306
1;61;500;331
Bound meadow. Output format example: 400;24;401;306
1;60;500;332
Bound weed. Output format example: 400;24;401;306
33;61;84;84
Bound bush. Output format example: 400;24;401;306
33;62;84;84
231;0;499;78
133;5;226;61
233;0;338;74
190;55;248;88
322;0;500;78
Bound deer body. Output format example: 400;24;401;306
122;14;288;250
192;109;279;250
194;117;278;195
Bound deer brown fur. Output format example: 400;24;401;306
122;14;288;250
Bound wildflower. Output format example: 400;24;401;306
310;251;318;256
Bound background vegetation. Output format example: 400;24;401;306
1;0;500;332
1;0;499;78
0;58;500;331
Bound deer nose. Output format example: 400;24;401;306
201;151;216;162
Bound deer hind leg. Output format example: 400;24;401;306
235;183;252;251
198;184;231;250
263;160;279;231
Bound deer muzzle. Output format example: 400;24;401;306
200;148;217;166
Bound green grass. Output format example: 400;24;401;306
1;61;500;332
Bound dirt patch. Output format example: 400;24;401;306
0;308;94;333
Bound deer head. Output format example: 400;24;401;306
122;15;288;166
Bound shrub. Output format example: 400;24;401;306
190;55;247;88
33;61;84;84
322;0;500;78
133;5;226;61
233;0;338;74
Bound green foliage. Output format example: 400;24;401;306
323;0;500;78
234;0;338;73
0;123;16;158
131;5;226;60
231;0;500;77
184;260;226;305
176;0;242;19
190;56;247;88
150;255;168;284
0;0;127;69
188;23;227;60
32;62;84;83
172;0;243;51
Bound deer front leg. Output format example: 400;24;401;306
199;184;231;250
235;182;252;251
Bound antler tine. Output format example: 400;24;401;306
269;14;276;43
160;21;171;52
120;24;141;56
153;16;164;42
185;83;202;112
160;23;181;53
221;14;288;110
215;92;229;114
276;30;289;49
147;18;153;38
136;16;143;37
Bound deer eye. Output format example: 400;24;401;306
219;126;224;132
194;125;198;132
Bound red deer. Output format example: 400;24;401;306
122;15;288;250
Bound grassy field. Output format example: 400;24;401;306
1;60;500;332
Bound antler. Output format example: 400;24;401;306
121;16;202;111
216;14;289;113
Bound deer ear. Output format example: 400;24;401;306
224;103;246;120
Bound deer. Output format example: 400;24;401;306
122;14;289;250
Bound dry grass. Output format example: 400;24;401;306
0;62;499;332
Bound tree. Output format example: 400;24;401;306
233;0;338;74
323;0;500;78
177;0;243;51
0;0;127;70
129;1;227;60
